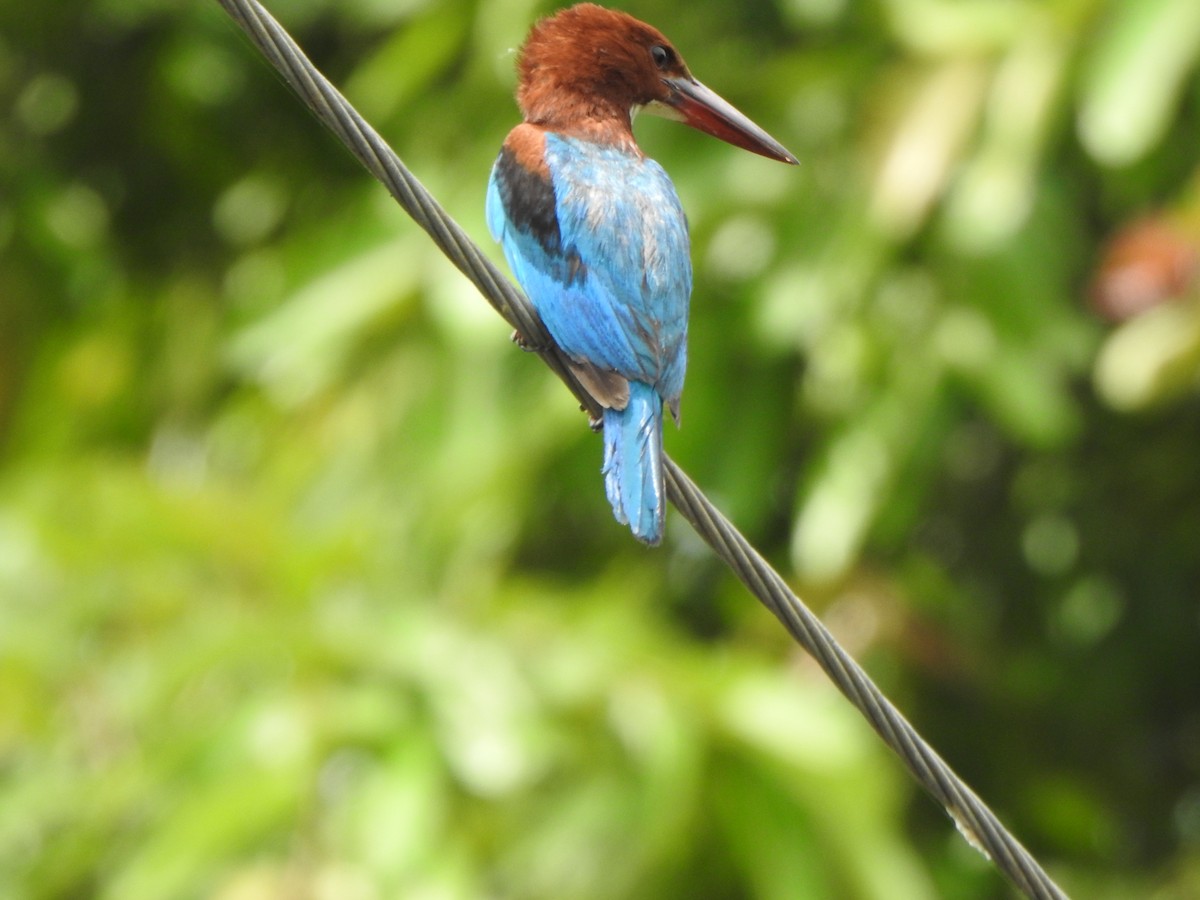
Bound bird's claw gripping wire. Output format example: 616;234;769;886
510;328;544;352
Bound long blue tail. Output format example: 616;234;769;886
602;381;665;545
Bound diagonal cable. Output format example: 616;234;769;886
212;1;1069;897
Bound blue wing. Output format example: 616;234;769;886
487;128;691;412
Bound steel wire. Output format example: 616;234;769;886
213;2;1069;895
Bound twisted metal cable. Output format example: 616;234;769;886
213;1;1069;896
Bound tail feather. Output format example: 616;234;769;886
602;381;665;545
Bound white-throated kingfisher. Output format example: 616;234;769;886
487;3;797;545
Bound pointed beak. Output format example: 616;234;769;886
656;76;798;165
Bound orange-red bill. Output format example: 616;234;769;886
661;76;798;165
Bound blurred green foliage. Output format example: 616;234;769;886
3;0;1200;897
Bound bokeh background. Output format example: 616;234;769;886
4;0;1200;896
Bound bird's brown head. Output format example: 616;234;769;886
514;3;797;164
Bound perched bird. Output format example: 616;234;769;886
487;3;796;544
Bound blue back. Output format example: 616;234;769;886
487;132;691;408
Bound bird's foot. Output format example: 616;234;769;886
586;409;603;432
510;329;541;352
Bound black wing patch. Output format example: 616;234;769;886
494;146;562;256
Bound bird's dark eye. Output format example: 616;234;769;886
650;44;675;70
